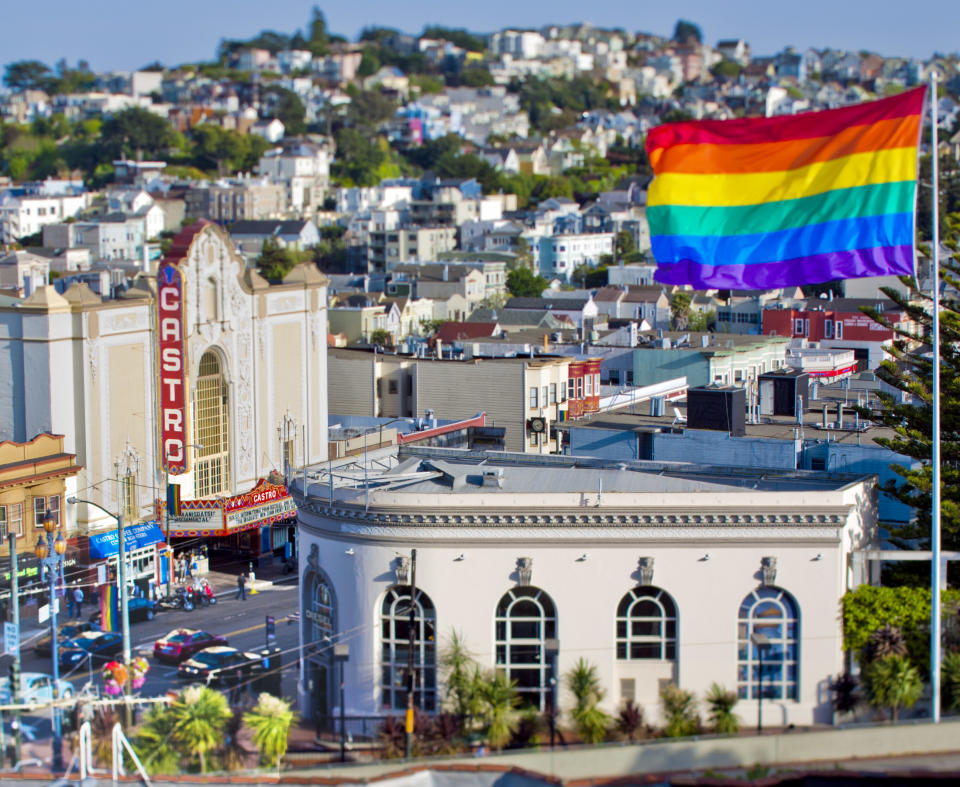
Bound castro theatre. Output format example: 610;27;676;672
0;220;329;579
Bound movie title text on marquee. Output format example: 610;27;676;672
157;263;187;473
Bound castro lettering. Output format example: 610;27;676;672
157;264;187;473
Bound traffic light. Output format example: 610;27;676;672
8;660;19;700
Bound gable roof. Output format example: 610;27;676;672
435;321;501;343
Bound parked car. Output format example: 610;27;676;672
59;631;123;669
89;597;158;625
153;629;228;663
177;646;263;685
0;672;74;704
33;621;96;657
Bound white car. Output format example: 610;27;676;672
0;672;74;705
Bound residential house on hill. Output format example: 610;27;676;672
229;220;320;256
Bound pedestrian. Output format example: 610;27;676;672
73;583;84;619
66;588;75;619
190;555;198;579
237;571;246;601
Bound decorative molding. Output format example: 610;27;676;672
307;543;320;573
100;310;148;335
395;555;410;585
638;556;655;586
761;556;778;585
268;294;305;315
516;556;533;586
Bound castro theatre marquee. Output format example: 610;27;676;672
0;220;329;581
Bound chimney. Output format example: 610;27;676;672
837;403;844;429
436;338;443;359
822;404;829;429
442;264;449;281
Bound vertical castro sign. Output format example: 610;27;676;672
158;261;188;474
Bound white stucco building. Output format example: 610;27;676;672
0;220;329;579
293;447;878;731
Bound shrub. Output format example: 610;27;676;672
660;683;699;737
705;683;740;734
941;651;960;711
829;672;859;715
862;654;923;721
616;699;645;742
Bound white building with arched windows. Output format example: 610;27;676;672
293;446;879;729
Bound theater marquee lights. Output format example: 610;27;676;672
157;260;188;474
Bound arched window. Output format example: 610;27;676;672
737;586;799;700
381;586;436;712
193;351;229;497
306;573;334;649
616;586;676;660
495;586;556;710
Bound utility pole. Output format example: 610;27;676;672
7;533;20;767
404;548;417;759
117;476;132;728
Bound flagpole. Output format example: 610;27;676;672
929;72;942;724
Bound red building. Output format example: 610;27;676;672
761;298;913;370
566;359;602;418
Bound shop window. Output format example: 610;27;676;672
194;351;230;498
616;586;677;660
380;586;436;711
737;586;799;701
495;586;557;710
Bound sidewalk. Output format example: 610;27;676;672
202;556;298;598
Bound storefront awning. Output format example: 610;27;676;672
166;479;296;538
89;521;167;560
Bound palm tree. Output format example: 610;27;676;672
134;705;181;775
243;693;298;770
439;630;481;727
863;654;923;721
476;671;519;751
705;683;740;734
660;683;699;737
616;700;645;742
170;685;232;774
862;624;908;664
564;658;611;744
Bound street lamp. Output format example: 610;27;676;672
750;631;771;734
333;643;350;763
67;497;132;725
34;510;67;772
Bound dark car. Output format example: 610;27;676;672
59;631;123;669
177;646;262;685
33;621;96;657
154;629;228;663
89;597;158;625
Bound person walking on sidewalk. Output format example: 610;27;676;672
236;571;246;601
73;583;84;619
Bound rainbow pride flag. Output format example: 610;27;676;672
646;87;926;289
100;583;118;632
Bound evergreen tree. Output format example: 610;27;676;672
860;214;960;564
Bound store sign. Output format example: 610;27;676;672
157;262;188;474
89;521;166;560
165;479;296;538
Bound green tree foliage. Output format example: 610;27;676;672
506;267;548;297
518;76;615;134
711;60;744;81
457;68;495;88
3;60;52;90
191;125;270;175
670;290;692;329
307;6;330;56
615;230;637;259
243;693;298;769
332;127;389;186
100;107;178;160
842;585;960;668
357;48;380;78
941;651;960;710
134;704;181;775
659;683;700;737
573;263;608;289
862;654;923;721
476;671;519;750
369;328;392;347
673;19;703;44
256;237;305;281
421;26;486;52
661;108;696;124
917;155;960;242
705;683;740;734
564;658;611;744
264;86;307;136
170;685;232;774
440;630;484;723
345;85;399;129
857;214;960;561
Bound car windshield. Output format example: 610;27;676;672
194;651;230;666
167;633;190;643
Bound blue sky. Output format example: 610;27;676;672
4;0;956;72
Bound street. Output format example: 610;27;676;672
13;583;302;742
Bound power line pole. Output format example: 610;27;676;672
7;533;20;767
404;548;417;759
